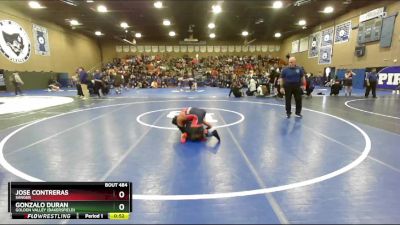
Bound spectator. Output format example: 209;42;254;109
229;80;243;97
305;73;315;97
330;78;342;96
48;77;61;92
151;80;158;88
11;72;24;96
344;69;355;97
114;73;123;94
247;76;257;96
93;69;104;97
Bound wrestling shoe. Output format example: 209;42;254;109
211;130;220;141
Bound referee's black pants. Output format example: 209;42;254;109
284;84;302;115
365;81;377;98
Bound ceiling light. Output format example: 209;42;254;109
323;6;334;13
28;1;45;9
242;31;249;36
95;31;103;36
120;22;129;29
212;5;222;14
208;23;215;29
135;33;142;38
154;1;163;8
86;0;94;3
163;19;171;26
298;19;306;26
209;33;216;38
274;32;281;38
169;31;176;37
272;1;283;9
70;19;79;26
97;5;107;13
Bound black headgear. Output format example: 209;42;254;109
172;116;178;125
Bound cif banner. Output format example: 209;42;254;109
377;66;400;89
33;24;50;56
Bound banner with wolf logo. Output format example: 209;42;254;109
321;27;334;47
0;20;31;63
318;46;332;64
334;21;351;44
33;24;50;56
308;32;320;58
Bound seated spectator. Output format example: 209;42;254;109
151;80;158;88
47;78;61;91
48;84;60;92
305;73;315;97
330;79;342;96
256;84;269;96
229;80;243;97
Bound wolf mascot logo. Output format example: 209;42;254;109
0;20;31;63
2;31;25;56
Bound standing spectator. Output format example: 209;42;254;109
269;68;278;96
11;72;24;96
93;69;103;97
365;68;378;98
247;75;257;96
114;72;123;94
344;69;355;96
279;57;305;118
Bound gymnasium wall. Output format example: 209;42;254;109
0;3;102;78
279;0;400;76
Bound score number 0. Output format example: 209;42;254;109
118;190;126;211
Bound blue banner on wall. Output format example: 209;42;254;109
377;66;400;89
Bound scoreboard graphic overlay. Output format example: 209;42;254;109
8;182;132;220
